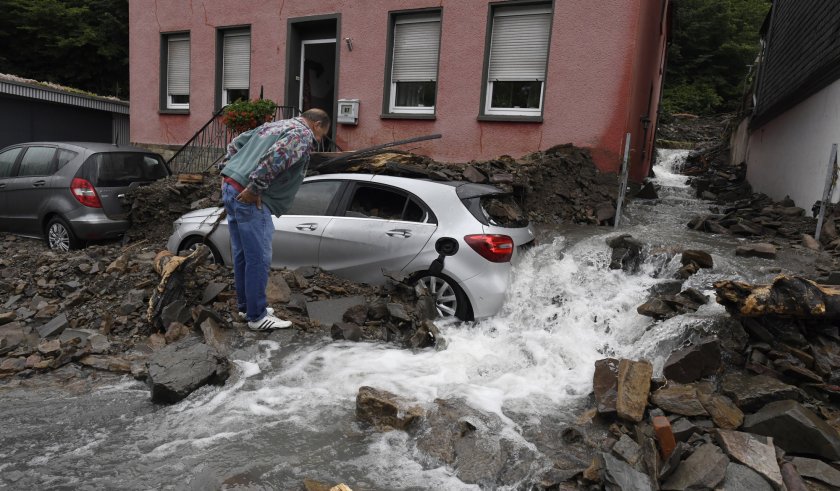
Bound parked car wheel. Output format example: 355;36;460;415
414;272;472;321
180;236;221;264
46;216;81;251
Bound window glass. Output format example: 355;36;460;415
57;149;78;170
490;81;543;109
81;153;168;187
286;181;341;215
403;198;426;222
347;186;408;220
0;148;22;178
18;147;56;176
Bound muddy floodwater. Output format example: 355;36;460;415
0;150;812;490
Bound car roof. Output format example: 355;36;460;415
305;173;507;198
1;142;158;153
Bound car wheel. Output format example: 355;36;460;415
46;216;81;251
180;236;222;264
414;273;473;321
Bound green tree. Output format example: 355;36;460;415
663;0;770;115
0;0;128;98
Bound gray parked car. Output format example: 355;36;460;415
167;173;534;320
0;142;169;250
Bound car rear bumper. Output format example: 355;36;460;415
458;266;511;319
65;208;129;240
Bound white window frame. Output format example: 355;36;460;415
221;29;251;106
484;4;552;117
389;13;441;115
166;33;191;110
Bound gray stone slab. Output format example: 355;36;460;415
306;296;366;326
719;463;773;491
792;456;840;488
36;314;68;338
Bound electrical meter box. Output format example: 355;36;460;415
337;99;359;125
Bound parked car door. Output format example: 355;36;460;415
0;146;24;232
4;145;57;235
318;183;437;284
269;179;344;269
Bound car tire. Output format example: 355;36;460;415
180;236;222;264
45;216;81;252
413;272;473;321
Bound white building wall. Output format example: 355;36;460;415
747;78;840;210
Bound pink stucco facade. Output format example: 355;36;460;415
129;0;670;179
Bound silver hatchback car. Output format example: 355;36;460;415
167;174;534;320
0;142;169;250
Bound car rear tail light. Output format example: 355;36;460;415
464;234;514;263
71;178;102;208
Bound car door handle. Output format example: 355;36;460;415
0;183;5;189
32;180;46;187
386;228;412;238
295;223;318;231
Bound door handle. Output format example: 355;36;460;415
32;180;46;187
386;229;412;238
0;183;5;189
296;223;318;231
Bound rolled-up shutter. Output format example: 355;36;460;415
488;6;551;82
167;35;190;95
223;30;251;90
392;16;441;82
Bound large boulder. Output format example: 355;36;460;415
663;337;721;383
721;373;800;411
593;358;619;416
146;338;230;404
355;386;423;431
742;400;840;461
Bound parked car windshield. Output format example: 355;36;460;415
80;152;168;187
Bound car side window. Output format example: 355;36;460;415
17;146;56;177
286;181;342;215
56;149;78;170
346;185;431;223
0;148;22;178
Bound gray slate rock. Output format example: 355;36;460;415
721;373;800;411
791;456;840;488
594;358;619;415
612;434;642;466
36;314;68;338
161;300;192;328
715;429;783;489
718;463;774;491
147;338;230;404
601;452;653;491
201;282;227;304
743;400;840;461
663;337;721;383
662;443;729;490
331;322;362;342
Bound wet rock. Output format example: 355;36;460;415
659;441;689;482
406;322;435;349
161;300;192;328
146;338;230;404
681;250;713;269
663;337;721;383
698;393;743;429
36;314;68;338
616;359;652;423
637;181;658;200
715;429;783;489
414;294;438;321
651;384;708;417
601;452;653;491
791;456;840;488
637;298;676;320
356;386;423;431
164;322;191;344
78;354;133;373
307;296;366;326
720;463;774;491
661;443;729;490
331;322;362;342
387;303;412;323
612;434;642;466
201;282;227;304
607;235;645;273
742;400;840;461
266;273;291;304
200;318;230;356
735;243;777;259
670;418;697;442
594;358;619;416
342;304;368;325
721;373;800;411
119;289;146;315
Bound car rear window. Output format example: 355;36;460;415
79;152;168;187
462;193;528;228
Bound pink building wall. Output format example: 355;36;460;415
129;0;669;179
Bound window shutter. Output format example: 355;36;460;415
488;8;551;82
167;35;190;95
223;31;251;90
392;17;440;82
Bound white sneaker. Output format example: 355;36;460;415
248;314;292;331
239;307;274;319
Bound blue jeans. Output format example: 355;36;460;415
222;182;273;321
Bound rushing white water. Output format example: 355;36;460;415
0;149;790;490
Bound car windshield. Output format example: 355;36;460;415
81;152;168;187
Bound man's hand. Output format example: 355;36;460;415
236;188;262;210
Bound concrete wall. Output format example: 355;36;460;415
747;78;840;210
129;0;669;177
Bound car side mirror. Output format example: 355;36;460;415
429;238;459;274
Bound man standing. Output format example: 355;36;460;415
218;108;330;330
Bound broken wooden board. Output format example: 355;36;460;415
714;275;840;318
177;173;205;184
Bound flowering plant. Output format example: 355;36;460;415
222;98;278;133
